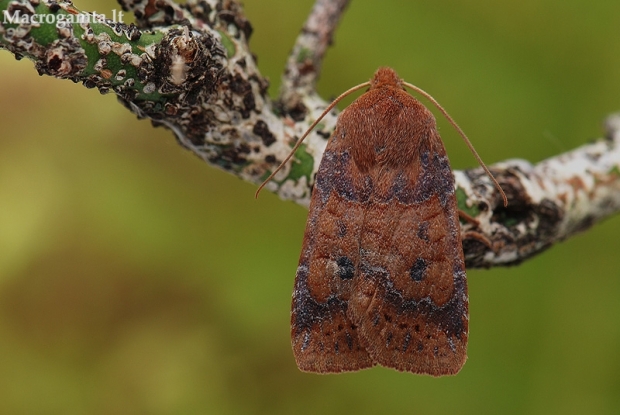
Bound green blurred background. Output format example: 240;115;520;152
1;0;620;414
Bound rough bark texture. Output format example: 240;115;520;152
1;0;619;268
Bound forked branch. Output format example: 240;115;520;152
1;0;618;267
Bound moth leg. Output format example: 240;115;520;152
462;230;493;251
458;210;479;226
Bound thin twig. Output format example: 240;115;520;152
458;113;620;267
280;0;350;113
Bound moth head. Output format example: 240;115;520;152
371;67;404;91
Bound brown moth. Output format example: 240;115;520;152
259;67;505;376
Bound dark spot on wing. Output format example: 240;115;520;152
409;258;428;282
336;256;355;280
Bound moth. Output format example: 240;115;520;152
258;67;505;376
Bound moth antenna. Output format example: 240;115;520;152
255;82;371;198
403;82;508;207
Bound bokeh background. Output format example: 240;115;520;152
1;0;620;414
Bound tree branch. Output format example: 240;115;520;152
1;0;618;269
280;0;350;109
458;113;620;267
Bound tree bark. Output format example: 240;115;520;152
1;0;619;268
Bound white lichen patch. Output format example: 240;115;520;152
170;54;188;85
97;40;111;55
57;25;72;39
143;82;156;94
207;129;231;145
278;175;311;206
128;53;143;67
111;42;132;56
93;58;106;71
143;43;158;59
115;69;127;81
